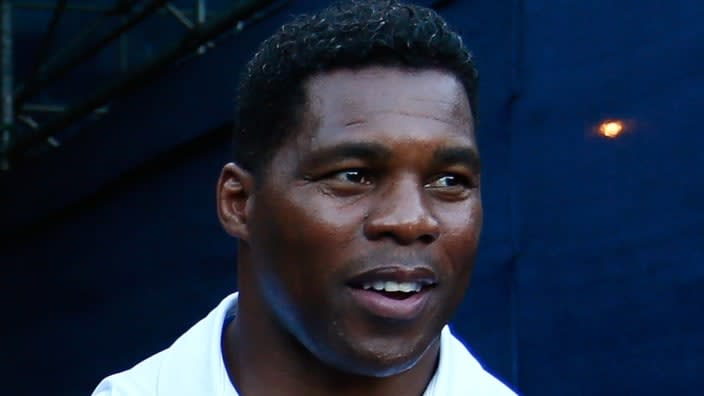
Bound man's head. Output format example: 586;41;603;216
233;0;478;178
218;0;481;380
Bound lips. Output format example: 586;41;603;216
345;266;438;320
346;267;437;287
362;280;426;293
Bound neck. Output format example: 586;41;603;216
223;256;440;396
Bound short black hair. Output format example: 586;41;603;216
234;0;479;177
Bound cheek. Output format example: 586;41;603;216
287;190;367;246
437;199;483;266
251;190;365;282
440;196;482;235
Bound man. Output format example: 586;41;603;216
93;1;516;395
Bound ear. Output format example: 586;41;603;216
217;162;255;241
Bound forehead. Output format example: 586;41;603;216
302;67;474;142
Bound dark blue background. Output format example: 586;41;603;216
1;1;702;395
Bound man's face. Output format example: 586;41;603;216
245;67;482;376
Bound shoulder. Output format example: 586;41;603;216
432;326;518;395
91;293;240;396
470;371;518;395
91;350;167;396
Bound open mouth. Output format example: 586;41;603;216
356;280;433;300
347;277;437;304
344;267;438;319
346;278;436;320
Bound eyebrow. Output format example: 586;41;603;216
430;147;481;172
300;142;392;169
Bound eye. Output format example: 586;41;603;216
330;169;373;185
425;174;471;189
318;168;375;197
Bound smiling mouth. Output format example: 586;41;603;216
346;265;438;321
346;281;435;320
346;267;438;299
357;280;434;300
345;268;438;319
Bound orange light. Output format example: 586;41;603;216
599;120;624;138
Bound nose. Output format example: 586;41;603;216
363;176;440;245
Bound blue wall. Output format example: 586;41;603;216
1;1;702;395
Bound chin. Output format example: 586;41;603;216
350;356;421;378
315;336;435;378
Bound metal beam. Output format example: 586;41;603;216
22;103;110;115
195;0;207;54
25;0;68;90
12;0;283;158
14;1;141;14
14;1;204;17
166;3;195;29
13;1;108;13
164;1;210;54
14;0;167;110
196;0;206;24
1;0;13;171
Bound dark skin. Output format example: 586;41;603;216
217;67;482;396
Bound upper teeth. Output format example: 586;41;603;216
362;281;422;293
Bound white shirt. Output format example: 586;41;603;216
93;293;516;395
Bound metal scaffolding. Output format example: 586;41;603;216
15;0;168;111
1;0;285;171
1;0;12;171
